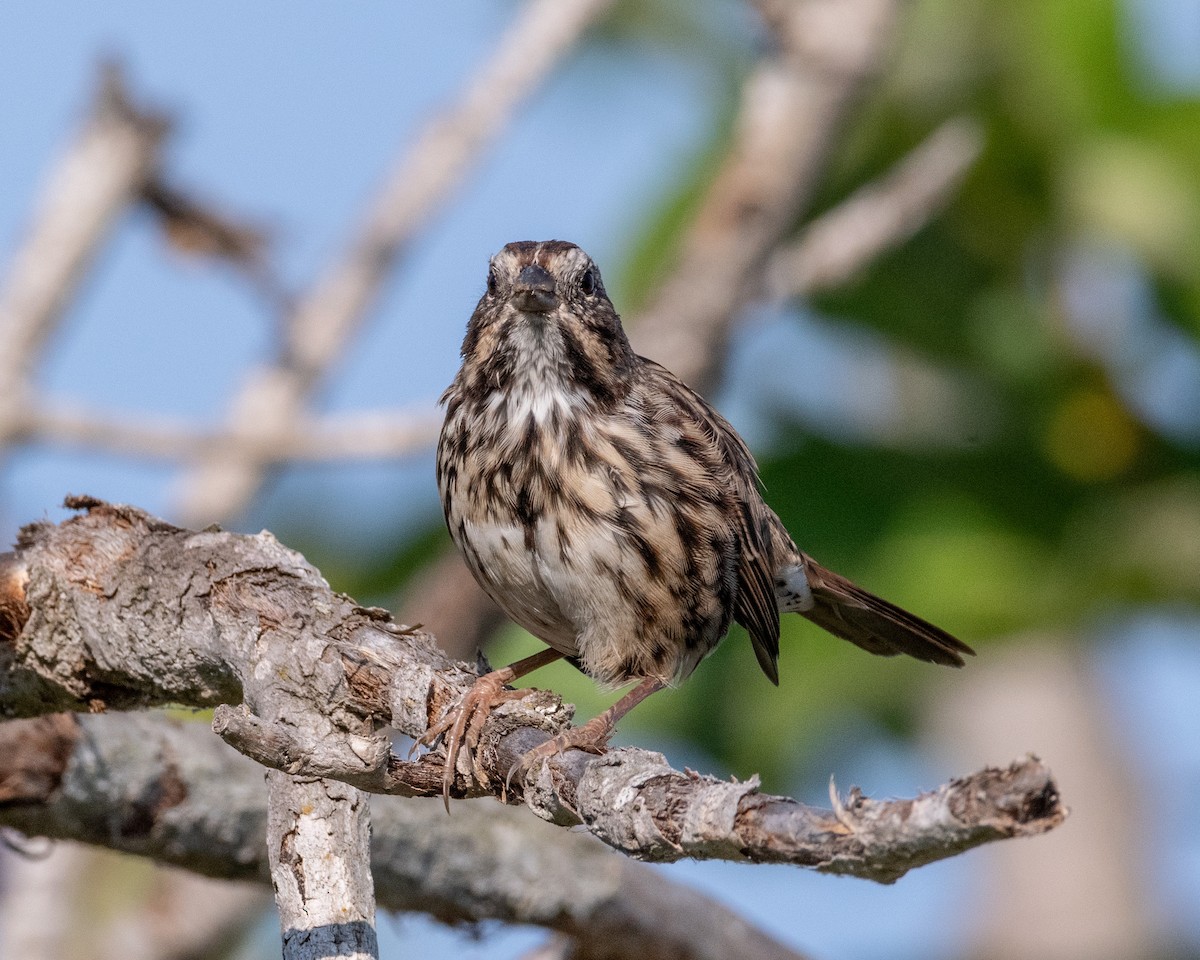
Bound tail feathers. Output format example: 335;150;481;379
799;559;974;667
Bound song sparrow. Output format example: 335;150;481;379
423;239;972;803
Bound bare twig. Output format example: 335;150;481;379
141;177;270;268
0;500;1066;879
140;175;287;310
218;701;1061;881
17;402;440;462
171;0;616;526
764;116;984;299
0;712;811;960
0;65;168;441
631;0;902;392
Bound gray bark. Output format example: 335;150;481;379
269;771;378;960
0;711;809;960
4;498;384;959
0;498;1066;882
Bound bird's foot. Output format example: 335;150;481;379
413;672;528;811
503;713;614;800
413;648;566;812
502;676;667;801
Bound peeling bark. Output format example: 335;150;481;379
0;711;810;960
0;499;1066;882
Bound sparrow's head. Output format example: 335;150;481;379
458;241;635;403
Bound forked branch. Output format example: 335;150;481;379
0;712;811;960
0;499;1066;881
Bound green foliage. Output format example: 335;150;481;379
608;0;1200;778
613;88;743;312
334;0;1200;784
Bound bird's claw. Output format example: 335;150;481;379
502;715;614;801
413;674;525;812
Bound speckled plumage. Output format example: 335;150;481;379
428;240;972;799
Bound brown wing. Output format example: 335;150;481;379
642;360;782;685
732;499;783;685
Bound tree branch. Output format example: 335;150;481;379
170;0;616;526
0;64;168;443
139;174;287;310
1;497;384;957
0;499;1067;881
764;116;984;300
269;771;378;960
0;712;811;960
16;402;440;462
630;0;902;391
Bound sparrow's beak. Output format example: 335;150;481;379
511;264;557;313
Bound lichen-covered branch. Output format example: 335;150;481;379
0;712;810;960
0;497;382;959
0;499;1066;881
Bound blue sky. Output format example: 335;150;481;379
0;0;721;544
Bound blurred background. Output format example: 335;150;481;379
1;0;1198;958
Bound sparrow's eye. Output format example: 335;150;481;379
486;268;499;296
580;268;596;296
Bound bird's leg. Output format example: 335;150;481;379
505;676;666;797
415;647;564;810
